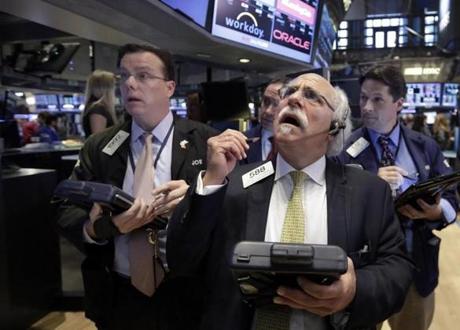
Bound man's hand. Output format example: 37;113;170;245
398;194;442;221
111;198;156;233
84;202;103;239
377;166;407;191
274;258;356;316
151;180;189;217
203;129;249;186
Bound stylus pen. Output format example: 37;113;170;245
246;137;260;144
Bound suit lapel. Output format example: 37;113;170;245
171;118;190;180
326;160;349;250
245;172;275;241
106;120;132;187
401;126;430;180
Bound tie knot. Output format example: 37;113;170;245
289;171;306;186
143;132;153;146
378;135;390;147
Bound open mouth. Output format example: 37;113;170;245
278;108;303;128
280;115;301;127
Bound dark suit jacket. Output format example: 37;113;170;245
336;124;458;296
167;158;413;330
56;116;217;329
243;125;264;164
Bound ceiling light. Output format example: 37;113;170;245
239;58;251;63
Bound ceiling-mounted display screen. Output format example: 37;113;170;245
404;83;442;108
211;0;323;63
160;0;210;27
442;83;459;107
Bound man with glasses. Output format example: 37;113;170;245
166;73;412;329
244;78;288;163
337;64;458;330
57;44;217;329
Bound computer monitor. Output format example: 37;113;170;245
15;43;80;74
404;83;442;108
160;0;211;28
211;0;324;64
201;80;250;121
442;83;459;107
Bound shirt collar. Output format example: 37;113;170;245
368;122;400;147
131;111;174;144
261;127;273;141
275;155;326;186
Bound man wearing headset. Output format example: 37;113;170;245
337;65;458;330
166;73;412;329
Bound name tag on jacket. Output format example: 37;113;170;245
242;161;274;188
102;130;130;156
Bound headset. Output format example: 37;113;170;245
328;119;347;136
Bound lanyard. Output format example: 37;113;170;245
128;121;174;173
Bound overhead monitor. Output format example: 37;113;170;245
14;43;80;75
201;80;250;121
442;83;459;107
404;83;441;108
438;0;460;51
35;94;59;111
313;4;335;68
211;0;323;64
159;0;211;28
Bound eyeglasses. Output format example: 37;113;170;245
279;85;335;112
116;71;169;84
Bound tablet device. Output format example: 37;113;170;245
395;170;460;210
54;179;134;213
230;241;348;306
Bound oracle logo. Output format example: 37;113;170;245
273;29;310;50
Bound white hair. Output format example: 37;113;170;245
327;86;352;156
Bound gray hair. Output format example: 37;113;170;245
327;86;352;156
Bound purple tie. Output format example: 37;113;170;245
378;136;395;167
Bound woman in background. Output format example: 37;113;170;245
433;113;452;150
82;70;117;138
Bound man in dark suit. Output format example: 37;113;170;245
57;44;216;329
167;73;413;329
244;78;286;163
336;65;458;330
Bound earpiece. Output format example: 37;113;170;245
328;120;346;136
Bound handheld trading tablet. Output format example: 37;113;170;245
230;241;348;306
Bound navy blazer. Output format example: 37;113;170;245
336;124;458;296
167;159;413;329
243;124;264;164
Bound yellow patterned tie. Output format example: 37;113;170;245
255;171;307;330
281;171;306;243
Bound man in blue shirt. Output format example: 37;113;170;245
337;64;458;330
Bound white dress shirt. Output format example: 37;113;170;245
197;154;329;329
261;128;273;161
84;112;174;277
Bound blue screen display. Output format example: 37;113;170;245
405;83;442;108
160;0;210;27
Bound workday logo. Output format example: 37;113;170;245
224;12;265;38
